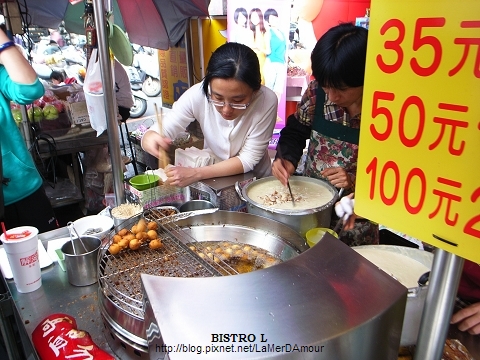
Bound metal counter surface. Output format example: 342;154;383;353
5;227;117;359
3;226;480;360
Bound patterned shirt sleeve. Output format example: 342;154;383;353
295;80;320;127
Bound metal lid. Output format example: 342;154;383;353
142;233;407;359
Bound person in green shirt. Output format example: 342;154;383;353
0;26;58;234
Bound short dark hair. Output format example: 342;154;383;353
202;42;261;96
50;71;65;82
234;8;248;27
264;8;278;22
311;23;368;89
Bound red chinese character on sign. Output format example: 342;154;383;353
170;65;178;78
449;20;480;78
179;65;188;79
161;70;167;81
179;51;187;64
464;186;480;239
428;102;469;156
429;177;462;226
169;51;177;63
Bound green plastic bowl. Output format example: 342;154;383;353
129;174;160;191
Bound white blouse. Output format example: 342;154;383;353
144;82;277;177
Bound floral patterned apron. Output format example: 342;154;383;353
304;89;379;246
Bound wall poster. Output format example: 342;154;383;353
227;0;290;148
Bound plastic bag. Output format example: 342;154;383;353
84;49;108;136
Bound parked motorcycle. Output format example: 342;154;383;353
125;64;148;118
130;91;148;118
132;45;161;97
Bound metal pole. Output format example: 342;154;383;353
415;249;464;360
185;21;194;87
92;0;125;206
197;18;205;79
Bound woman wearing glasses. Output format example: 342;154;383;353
272;23;378;246
141;42;277;187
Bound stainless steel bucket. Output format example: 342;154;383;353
61;236;101;286
236;176;339;237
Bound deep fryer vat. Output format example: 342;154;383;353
97;210;307;346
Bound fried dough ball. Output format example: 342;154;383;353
113;234;122;244
124;233;135;242
136;219;147;233
147;230;157;240
136;231;148;241
117;228;129;237
234;249;243;257
129;238;141;250
147;221;158;231
118;239;130;249
131;225;138;234
149;239;163;250
109;243;121;255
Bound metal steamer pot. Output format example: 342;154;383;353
237;176;339;237
352;245;434;346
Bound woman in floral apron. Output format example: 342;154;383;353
272;23;378;246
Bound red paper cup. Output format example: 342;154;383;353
1;226;42;293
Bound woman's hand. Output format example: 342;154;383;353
321;167;353;189
164;166;200;188
451;302;480;335
334;193;357;230
141;130;171;158
272;158;295;187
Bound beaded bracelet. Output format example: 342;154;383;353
0;41;16;53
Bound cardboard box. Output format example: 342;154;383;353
66;101;90;125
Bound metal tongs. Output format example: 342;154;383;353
67;221;88;255
276;147;295;206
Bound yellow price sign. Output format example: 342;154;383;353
356;0;480;262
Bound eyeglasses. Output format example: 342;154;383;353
208;96;250;110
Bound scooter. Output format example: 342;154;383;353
130;91;148;119
125;65;148;118
133;45;161;97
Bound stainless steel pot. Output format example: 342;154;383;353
353;245;434;346
236;176;339;237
